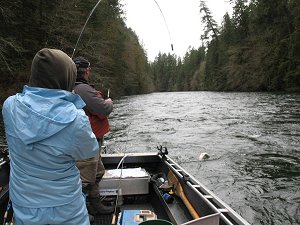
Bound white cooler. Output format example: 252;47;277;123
99;167;150;196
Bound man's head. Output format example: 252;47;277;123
29;48;76;92
73;56;91;81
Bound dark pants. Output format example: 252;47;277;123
76;141;105;198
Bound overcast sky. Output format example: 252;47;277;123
122;0;233;61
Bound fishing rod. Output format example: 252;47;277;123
71;0;103;58
153;0;174;51
71;0;174;58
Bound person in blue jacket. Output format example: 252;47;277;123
2;48;99;225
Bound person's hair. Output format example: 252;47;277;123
73;56;90;80
76;67;86;79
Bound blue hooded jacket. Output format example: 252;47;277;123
2;85;99;207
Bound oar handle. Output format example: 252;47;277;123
168;170;200;219
179;192;200;219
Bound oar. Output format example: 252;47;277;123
167;170;200;219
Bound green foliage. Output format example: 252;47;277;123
1;0;299;102
199;0;219;43
150;47;205;92
0;0;152;103
231;0;249;39
151;53;177;92
151;0;299;92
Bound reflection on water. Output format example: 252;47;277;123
1;92;300;224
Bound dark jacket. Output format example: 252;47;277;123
74;81;113;138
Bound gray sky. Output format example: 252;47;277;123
122;0;232;61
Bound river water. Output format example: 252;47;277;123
1;91;299;224
104;91;300;225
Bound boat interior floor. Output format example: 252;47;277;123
93;183;192;225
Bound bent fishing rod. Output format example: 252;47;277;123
71;0;103;58
153;0;173;51
71;0;174;58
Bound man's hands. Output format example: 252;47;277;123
105;98;113;104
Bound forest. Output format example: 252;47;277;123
0;0;299;104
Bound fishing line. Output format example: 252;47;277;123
72;0;174;58
152;0;174;51
71;0;103;58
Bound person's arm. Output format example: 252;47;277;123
91;97;113;119
72;110;99;160
75;84;113;116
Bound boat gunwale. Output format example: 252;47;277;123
100;152;251;225
164;156;251;225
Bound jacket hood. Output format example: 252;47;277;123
6;85;85;145
29;48;76;92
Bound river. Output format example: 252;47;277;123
105;91;300;225
1;91;300;224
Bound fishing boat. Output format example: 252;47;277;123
0;146;250;225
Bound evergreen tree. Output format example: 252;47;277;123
283;0;300;91
199;0;219;43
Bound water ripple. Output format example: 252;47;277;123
1;92;299;224
104;92;300;225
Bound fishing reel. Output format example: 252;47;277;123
0;145;9;169
157;145;168;157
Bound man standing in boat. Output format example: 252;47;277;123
73;56;114;216
2;48;99;225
